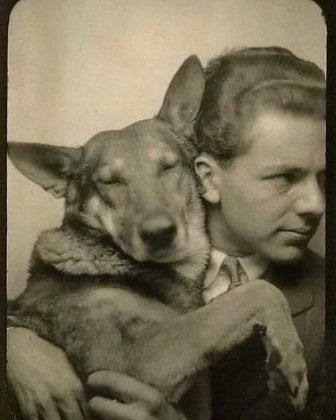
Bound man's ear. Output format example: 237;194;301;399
157;55;205;137
8;142;82;198
194;154;221;204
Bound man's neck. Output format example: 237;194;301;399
207;207;253;258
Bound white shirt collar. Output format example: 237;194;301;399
203;248;269;303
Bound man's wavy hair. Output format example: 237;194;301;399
194;47;326;164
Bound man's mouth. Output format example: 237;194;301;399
281;226;316;239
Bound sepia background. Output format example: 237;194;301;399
7;0;326;298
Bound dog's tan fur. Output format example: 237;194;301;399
8;57;308;416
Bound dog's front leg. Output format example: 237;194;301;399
131;280;307;413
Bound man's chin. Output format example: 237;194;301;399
262;244;307;265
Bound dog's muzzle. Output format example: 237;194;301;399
139;213;177;250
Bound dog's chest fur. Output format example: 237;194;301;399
33;221;206;310
10;222;208;378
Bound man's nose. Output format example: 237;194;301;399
294;178;325;217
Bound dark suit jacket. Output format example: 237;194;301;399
211;249;325;420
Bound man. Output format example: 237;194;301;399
192;46;325;419
7;47;325;419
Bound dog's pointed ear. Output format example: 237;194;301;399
8;142;82;198
157;55;205;137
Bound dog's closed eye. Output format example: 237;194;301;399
159;156;180;175
161;162;177;172
99;175;127;186
93;166;128;186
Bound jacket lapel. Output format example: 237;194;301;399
265;255;317;317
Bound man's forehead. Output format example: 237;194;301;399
249;111;325;154
251;111;325;133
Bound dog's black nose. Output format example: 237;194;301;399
139;216;177;249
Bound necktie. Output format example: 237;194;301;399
220;256;244;290
203;255;248;303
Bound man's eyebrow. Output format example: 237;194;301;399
261;164;326;174
261;164;304;172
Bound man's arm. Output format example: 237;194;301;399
87;371;186;420
8;280;308;419
7;329;183;420
7;327;88;420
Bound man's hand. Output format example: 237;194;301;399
87;371;185;420
7;327;88;420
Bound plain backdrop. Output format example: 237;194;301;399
7;0;326;298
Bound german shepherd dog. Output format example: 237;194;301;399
8;56;308;417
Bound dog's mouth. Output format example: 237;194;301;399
125;244;187;264
132;235;189;263
149;246;189;263
124;222;189;263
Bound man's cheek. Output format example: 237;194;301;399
233;213;268;242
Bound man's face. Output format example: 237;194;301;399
207;111;325;263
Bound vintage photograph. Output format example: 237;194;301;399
6;1;326;419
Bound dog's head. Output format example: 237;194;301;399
8;56;207;264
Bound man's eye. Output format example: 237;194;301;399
268;173;297;193
278;173;296;183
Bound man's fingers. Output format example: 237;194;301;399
22;408;39;420
15;389;53;420
17;396;42;420
72;377;89;419
78;393;90;420
88;396;124;420
38;398;62;420
88;396;156;420
87;371;164;408
58;399;87;420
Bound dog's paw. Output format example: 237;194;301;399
265;338;308;412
